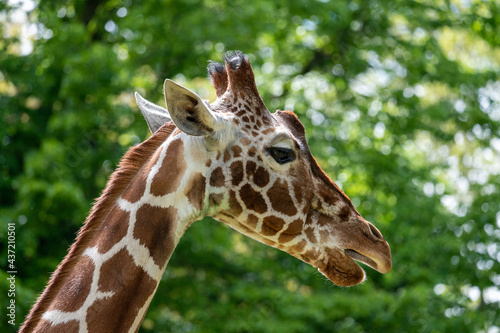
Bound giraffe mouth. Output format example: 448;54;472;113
344;249;378;271
316;244;392;287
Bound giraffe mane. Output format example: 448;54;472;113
20;122;177;332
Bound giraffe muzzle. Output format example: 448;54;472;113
343;221;392;275
316;218;392;286
344;247;391;274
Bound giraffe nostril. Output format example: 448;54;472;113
367;222;384;242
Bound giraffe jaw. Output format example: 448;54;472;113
317;245;392;287
317;249;366;286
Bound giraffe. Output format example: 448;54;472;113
20;51;391;333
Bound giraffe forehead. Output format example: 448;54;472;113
211;93;274;129
232;113;305;152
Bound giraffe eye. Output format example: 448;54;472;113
267;147;296;164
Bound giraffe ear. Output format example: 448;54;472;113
164;79;222;136
135;92;171;133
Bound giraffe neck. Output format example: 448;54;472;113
21;123;206;333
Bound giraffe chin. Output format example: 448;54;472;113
318;250;367;287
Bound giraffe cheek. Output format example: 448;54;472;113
252;165;270;187
266;179;297;216
239;184;267;214
291;174;308;206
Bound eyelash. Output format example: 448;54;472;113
266;147;296;164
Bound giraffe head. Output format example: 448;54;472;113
136;51;391;286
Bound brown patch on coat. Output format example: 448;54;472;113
240;137;251;146
278;232;297;243
261;223;279;236
223;150;231;163
304;227;318;244
283;219;303;235
230;160;244;186
47;255;94;313
253;166;270;187
185;172;206;210
246;160;257;175
133;204;178;268
210;167;225;187
231;145;242;158
121;170;147;203
266;179;297;216
122;148;162;203
338;205;351;221
279;217;305;243
317;185;340;208
290;239;307;253
150;139;186;196
87;249;157;332
228;190;243;216
239;184;267;214
262;215;286;233
246;214;259;229
88;205;129;254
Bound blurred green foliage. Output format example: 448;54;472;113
1;0;500;332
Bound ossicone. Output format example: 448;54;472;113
208;51;263;104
